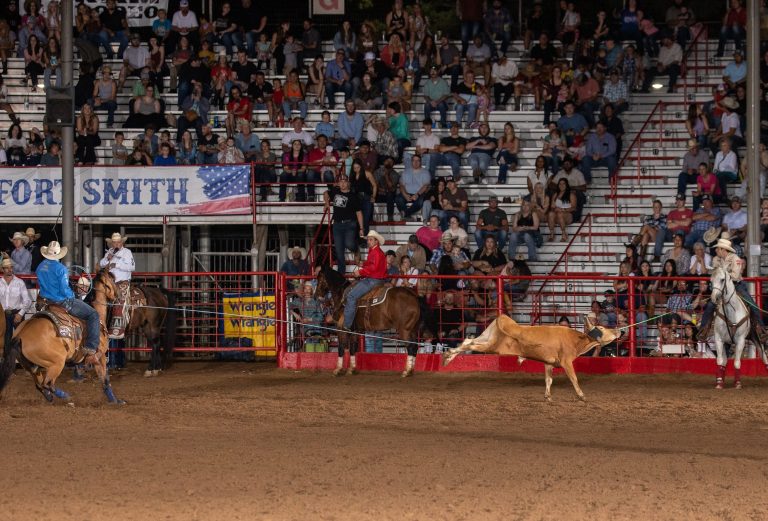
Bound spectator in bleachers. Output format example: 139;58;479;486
665;0;695;48
90;65;117;129
235;120;260;162
710;99;744;153
281;116;314;153
152;8;171;47
408;3;430;50
423;177;445;224
226;86;253;138
495;123;520;184
428;122;465;178
415;118;441;177
622;242;641;273
721;195;747;245
280;138;308;202
634;199;666;260
39;141;60;166
353;52;390;102
438;35;462;91
465;34;491;86
641;33;681;94
619;44;641;91
436;291;464;348
233;0;266;59
42;35;61;89
74;104;100;166
210;53;233;109
370;115;399;164
324;48;353;109
313;111;334;141
387;67;412;112
472;235;507;275
248;71;274;124
332;19;357;59
117;33;149;91
617;0;641;44
685;104;710;150
453;70;481;130
686;195;722;249
81;8;104;55
466;123;498;184
351;70;383;110
414;34;437;86
522;156;548;195
531;32;558;69
207;2;238;57
572;70;601;128
18;13;45;61
176;131;197;165
335;99;364;150
491;56;518;110
229;49;256;93
440;177;469;230
677;139;710;197
168;35;192;93
297;19;320;68
280;246;310;277
98;0;128;60
717;0;746;57
356;139;378;173
167;0;199;55
666;279;695;323
474;195;508;250
761;198;768;242
154;142;177;166
523;2;545;50
417;215;443;253
125;84;164;130
126;145;151;165
396;154;431;222
557;100;589;147
196;124;220;165
541;65;567;126
430;231;470;275
602;71;629;114
350;158;377;236
177;55;210;107
551;156;587;198
306;55;327;108
581;121;617;183
396;234;427;272
662;230;691;275
178;82;209;141
637;259;656;314
355;22;377;60
254;139;277;200
637;10;661;58
269;21;291;75
509;199;541;261
325;174;363;273
4;124;26;166
692;162;720;210
713;138;739;199
385;0;407;42
559;1;582;51
547;177;577;242
141;37;168;94
0;20;13;75
280;34;302;77
0;75;19;125
688;241;712;275
484;0;513;57
111;131;128;165
374;157;399;222
421;66;450;129
722;50;746;92
501;257;531;302
388;101;411;159
23;33;43;91
218;136;244;164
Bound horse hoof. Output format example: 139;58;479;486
332;368;345;377
400;370;413;378
734;381;742;390
577;394;586;403
545;395;552;403
346;368;357;376
715;382;724;390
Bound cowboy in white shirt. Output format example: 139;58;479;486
99;232;135;338
0;256;32;348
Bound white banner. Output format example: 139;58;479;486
73;0;169;27
312;0;345;16
0;165;252;217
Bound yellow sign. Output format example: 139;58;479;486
222;294;276;355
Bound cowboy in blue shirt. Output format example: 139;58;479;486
35;241;101;359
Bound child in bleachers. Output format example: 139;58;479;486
476;83;491;126
282;34;301;76
198;40;216;67
256;33;272;71
271;79;284;127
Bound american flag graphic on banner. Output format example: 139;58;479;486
179;164;253;215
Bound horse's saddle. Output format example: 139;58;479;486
342;285;392;308
33;305;88;363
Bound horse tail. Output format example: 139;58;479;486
160;289;178;369
0;337;21;394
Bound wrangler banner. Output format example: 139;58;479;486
221;293;277;353
0;165;252;217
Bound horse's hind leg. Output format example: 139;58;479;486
561;358;586;402
733;336;747;389
333;334;348;376
93;356;125;405
400;330;417;378
41;359;66;404
347;336;358;376
544;364;554;402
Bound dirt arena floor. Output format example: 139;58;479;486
1;361;768;521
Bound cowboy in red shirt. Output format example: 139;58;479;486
343;230;388;330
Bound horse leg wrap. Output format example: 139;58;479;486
716;365;726;387
734;367;742;388
406;355;415;372
349;355;356;370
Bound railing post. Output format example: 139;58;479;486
628;277;637;358
496;275;504;317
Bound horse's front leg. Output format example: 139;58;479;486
713;332;727;390
92;354;125;405
732;335;746;389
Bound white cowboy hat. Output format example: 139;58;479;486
106;232;128;247
721;97;739;110
366;230;386;246
41;241;68;260
25;227;41;240
290;246;307;258
9;231;29;245
715;237;735;253
1;258;13;269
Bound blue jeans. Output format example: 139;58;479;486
653;228;672;257
455;102;477;126
474;229;508;251
468;153;492;177
424;100;449;127
579;100;601;128
344;277;385;329
59;297;100;350
497;150;518;184
254;166;277;198
282;100;308;121
197;151;219;165
90;98;117;126
100;29;129;59
508;231;539;261
460;20;483;55
44;67;62;89
429;153;461;178
333;220;359;274
676;171;698;196
717;24;744;56
581;155;617;183
325;81;353;108
395;193;425;217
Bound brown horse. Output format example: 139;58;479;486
116;282;178;377
0;270;124;404
314;265;421;377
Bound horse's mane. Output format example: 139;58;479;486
320;265;348;290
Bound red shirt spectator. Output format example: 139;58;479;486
667;196;694;234
416;218;443;252
227;94;253;123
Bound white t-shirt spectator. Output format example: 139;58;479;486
714;150;738;173
171;10;199;31
124;45;150;70
688;253;713;275
491;60;518;86
281;130;314;148
720;112;742;138
551;168;587;187
466;43;491;63
723;208;747;231
416;133;440;152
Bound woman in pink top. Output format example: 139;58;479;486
692;162;720;210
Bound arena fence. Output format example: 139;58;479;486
19;271;768;375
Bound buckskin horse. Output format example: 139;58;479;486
314;265;421;377
114;278;178;377
0;269;124;404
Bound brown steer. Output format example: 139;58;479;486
441;316;621;401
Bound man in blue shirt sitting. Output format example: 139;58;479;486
580;121;617;183
36;241;101;359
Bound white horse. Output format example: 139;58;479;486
709;266;761;389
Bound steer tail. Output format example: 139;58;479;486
0;337;21;394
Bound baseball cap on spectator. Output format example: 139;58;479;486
180;0;189;5
364;52;376;61
675;193;686;200
604;289;615;295
701;194;712;201
408;234;419;244
386;250;396;256
445;176;455;183
674;230;686;237
489;195;498;201
687;138;698;149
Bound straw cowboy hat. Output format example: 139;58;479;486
106;232;128;247
366;230;386;246
703;226;722;245
9;231;29;245
721;97;739;110
41;241;68;260
441;231;456;242
1;258;13;269
25;227;41;241
715;236;736;253
289;246;307;258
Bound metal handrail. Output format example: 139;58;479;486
306;206;331;268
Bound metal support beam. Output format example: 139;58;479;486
61;0;75;266
746;0;762;277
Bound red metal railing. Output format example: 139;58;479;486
680;25;710;102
